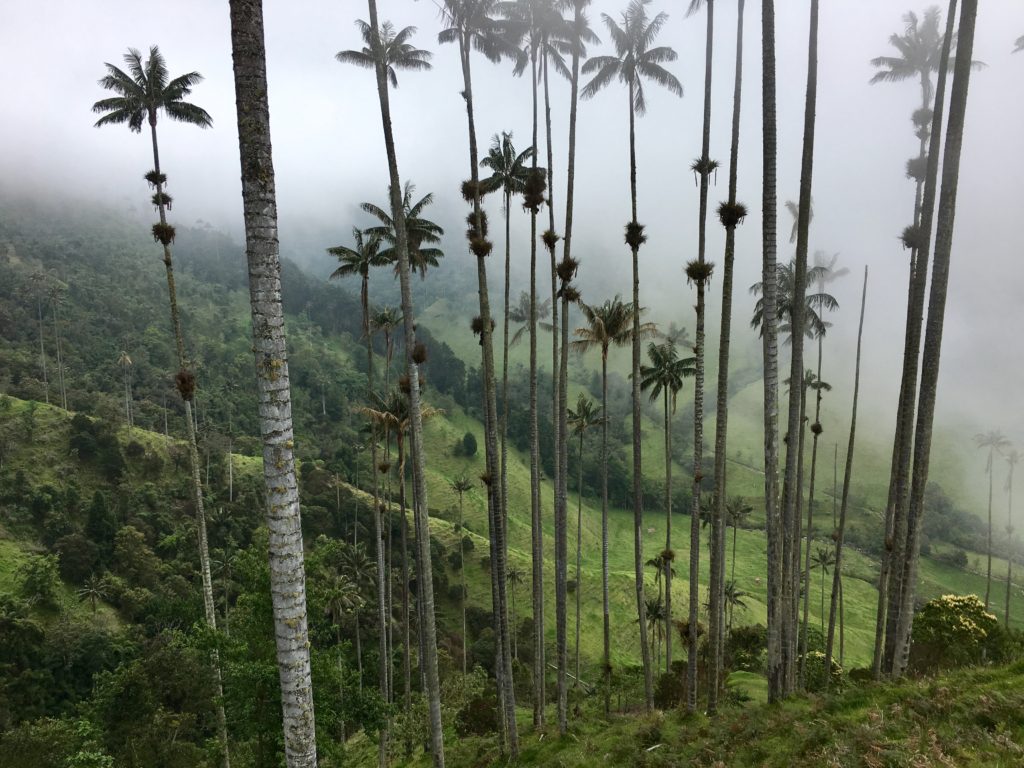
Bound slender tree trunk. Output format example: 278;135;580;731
825;268;868;688
628;80;654;712
800;337;824;690
1007;461;1015;628
460;493;468;676
710;0;745;713
663;393;672;676
229;4;318;763
34;296;50;405
986;452;994;608
761;0;784;705
891;0;977;679
545;52;561;624
52;298;66;410
780;0;819;696
366;4;448;761
601;354;611;715
879;0;957;678
526;44;546;732
692;0;714;714
500;188;512;628
456;33;518;753
398;445;412;758
147;84;228;768
575;430;584;692
556;280;570;734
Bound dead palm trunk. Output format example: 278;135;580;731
780;0;819;696
710;0;745;713
761;0;784;705
880;0;958;677
891;0;978;679
825;267;868;689
627;78;655;712
454;27;518;755
365;3;447;762
229;2;317;763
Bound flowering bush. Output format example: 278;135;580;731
910;594;997;672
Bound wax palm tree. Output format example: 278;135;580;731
640;339;695;674
479;131;532;633
724;580;749;635
371;307;403;389
77;575;108;614
811;546;834;632
25;271;50;404
340;543;376;691
824;268;868;690
581;0;682;709
450;474;475;673
567;392;602;689
707;0;748;714
976;430;1012;609
439;0;521;745
871;7;953;116
642;597;665;665
48;284;68;410
335;18;432;87
750;260;837;343
329;229;388;348
877;2;959;680
572;296;655;711
1005;449;1019;627
229;3;317;763
361;182;445;279
92;44;228;766
1015;35;1024;53
726;496;752;585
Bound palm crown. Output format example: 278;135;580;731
92;46;212;132
567;393;604;437
480;132;534;203
975;430;1012;474
572;296;656;359
580;0;682;115
439;0;521;64
361;183;445;279
327;228;388;281
639;340;695;410
750;260;839;343
336;20;432;88
870;8;949;95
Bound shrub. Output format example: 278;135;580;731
800;650;842;692
910;593;997;672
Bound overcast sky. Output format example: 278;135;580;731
3;0;1024;504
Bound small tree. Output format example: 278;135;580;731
910;594;997;672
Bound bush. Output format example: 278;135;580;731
936;548;969;568
457;431;477;457
801;650;842;692
16;554;62;608
910;593;998;672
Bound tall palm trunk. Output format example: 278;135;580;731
455;29;518;754
825;268;868;689
51;297;67;410
985;450;994;608
799;337;824;690
1006;460;1015;628
459;491;468;675
565;0;584;705
146;86;228;768
601;352;612;714
35;296;49;404
709;0;745;711
691;0;714;714
229;2;317;763
780;0;819;696
876;4;954;679
880;0;957;677
500;186;512;629
627;79;655;711
398;443;412;758
364;5;447;763
663;391;672;676
527;42;546;731
556;277;570;734
891;0;978;679
761;0;784;705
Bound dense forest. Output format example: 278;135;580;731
2;0;1024;766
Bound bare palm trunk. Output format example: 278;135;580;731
455;31;518;754
459;492;468;675
799;337;823;690
51;298;67;410
761;0;784;705
985;453;994;608
628;79;654;712
35;296;49;405
601;354;612;715
881;0;958;677
575;430;584;691
1007;462;1016;628
824;268;867;688
780;0;819;696
229;3;317;763
693;0;717;714
556;280;570;734
891;0;977;678
663;393;672;677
